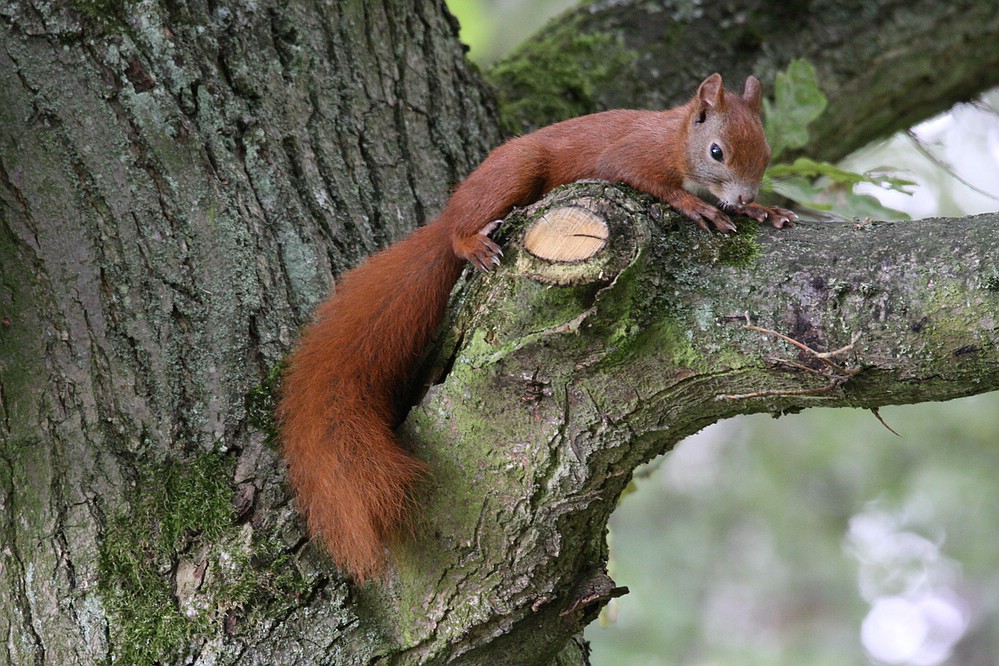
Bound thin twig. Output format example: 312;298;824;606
743;318;860;376
905;130;999;203
715;315;860;401
870;407;901;437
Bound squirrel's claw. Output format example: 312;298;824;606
737;202;797;229
458;219;505;272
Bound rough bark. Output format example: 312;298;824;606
390;182;999;663
1;0;997;664
489;0;999;161
0;0;497;663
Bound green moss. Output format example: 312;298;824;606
0;278;41;447
97;452;234;665
979;265;999;292
245;361;285;447
486;25;640;133
583;218;763;371
644;318;706;370
70;0;133;29
97;450;309;664
210;531;311;630
718;223;761;267
593;312;710;376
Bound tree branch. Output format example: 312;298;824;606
370;182;999;663
490;0;999;161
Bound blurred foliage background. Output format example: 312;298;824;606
447;2;999;664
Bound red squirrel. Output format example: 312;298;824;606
278;73;795;581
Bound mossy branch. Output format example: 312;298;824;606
365;182;999;663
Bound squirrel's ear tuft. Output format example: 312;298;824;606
696;73;725;114
742;76;763;115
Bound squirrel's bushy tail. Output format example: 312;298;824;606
278;222;464;581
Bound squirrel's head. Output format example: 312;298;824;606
682;74;772;209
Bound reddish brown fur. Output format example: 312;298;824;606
278;74;787;582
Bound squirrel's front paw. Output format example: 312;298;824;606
456;220;504;272
705;207;737;233
738;203;797;229
673;196;735;234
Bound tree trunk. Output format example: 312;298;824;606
1;0;997;664
0;1;496;663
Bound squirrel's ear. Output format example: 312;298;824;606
696;73;725;114
742;75;763;114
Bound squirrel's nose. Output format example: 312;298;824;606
738;192;756;206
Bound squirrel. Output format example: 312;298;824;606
278;73;795;582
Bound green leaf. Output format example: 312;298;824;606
767;158;916;194
768;176;834;211
767;170;912;221
758;61;911;220
763;59;828;160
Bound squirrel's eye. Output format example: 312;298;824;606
710;143;724;162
